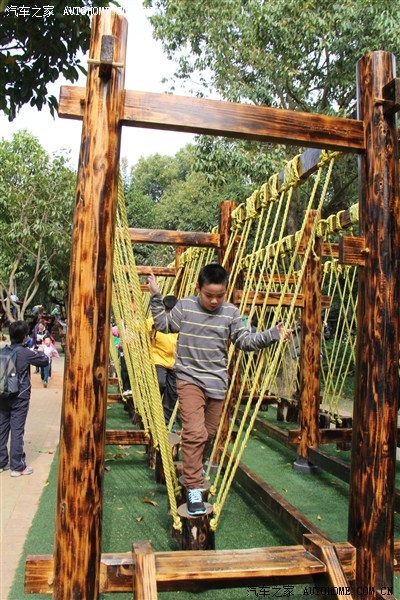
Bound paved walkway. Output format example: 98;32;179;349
0;353;64;600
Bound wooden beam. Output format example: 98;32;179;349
52;12;128;600
105;430;149;445
380;77;400;116
128;228;220;248
136;266;176;276
231;458;328;545
288;428;353;444
303;535;355;598
232;289;330;309
132;541;157;600
59;87;365;152
338;236;367;266
349;51;400;593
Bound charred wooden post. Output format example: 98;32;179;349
52;12;128;600
293;210;322;474
348;51;400;594
174;246;185;297
132;541;157;600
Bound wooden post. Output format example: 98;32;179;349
348;51;400;594
174;246;185;297
218;200;236;266
132;541;158;600
293;210;322;473
52;12;127;600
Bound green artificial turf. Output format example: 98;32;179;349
9;402;400;599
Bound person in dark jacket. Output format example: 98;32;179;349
0;320;49;477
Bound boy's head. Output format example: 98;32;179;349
43;336;52;346
196;264;229;312
9;320;29;344
163;295;178;312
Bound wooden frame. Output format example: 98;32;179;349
23;10;400;599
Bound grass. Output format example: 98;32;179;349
8;402;400;599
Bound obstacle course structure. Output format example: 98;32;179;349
23;11;400;600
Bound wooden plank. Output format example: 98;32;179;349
136;266;176;276
338;236;367;266
25;541;360;594
59;87;365;152
303;535;355;597
128;228;220;248
105;430;149;445
52;13;128;600
132;541;157;600
349;51;400;593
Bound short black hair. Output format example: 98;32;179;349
9;320;29;344
163;295;178;310
198;264;229;289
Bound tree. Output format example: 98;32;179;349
145;0;399;114
0;0;121;120
144;0;400;213
0;130;76;321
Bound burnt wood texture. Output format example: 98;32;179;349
348;52;400;593
59;87;365;151
51;13;128;600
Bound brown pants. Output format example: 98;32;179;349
176;379;223;489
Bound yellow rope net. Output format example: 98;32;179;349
111;148;359;532
112;181;182;532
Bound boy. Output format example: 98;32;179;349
148;263;291;515
0;320;49;476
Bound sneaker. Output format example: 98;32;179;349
187;488;206;516
0;466;9;473
10;466;34;477
122;389;132;396
43;382;47;388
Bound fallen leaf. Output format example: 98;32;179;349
104;466;111;472
136;450;146;455
142;497;159;507
136;516;144;522
317;515;321;520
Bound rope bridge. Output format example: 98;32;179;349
111;149;360;531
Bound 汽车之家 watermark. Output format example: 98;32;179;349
4;5;55;18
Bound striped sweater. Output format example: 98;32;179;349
150;293;280;399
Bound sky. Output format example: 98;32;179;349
0;0;194;168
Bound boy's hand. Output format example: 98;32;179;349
147;272;160;297
277;322;294;341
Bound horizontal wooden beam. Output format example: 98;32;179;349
59;87;365;152
105;430;149;445
24;540;357;594
128;228;220;248
136;266;176;276
232;290;330;309
288;428;353;444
